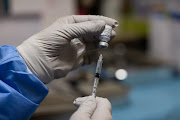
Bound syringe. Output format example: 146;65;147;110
91;54;103;97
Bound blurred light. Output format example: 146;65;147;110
115;69;128;80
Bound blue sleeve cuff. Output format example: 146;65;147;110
0;45;49;120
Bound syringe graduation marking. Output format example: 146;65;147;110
91;54;103;97
95;73;100;78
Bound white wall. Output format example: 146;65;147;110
41;0;76;27
148;15;173;62
10;0;44;15
101;0;121;19
0;18;41;46
0;0;76;46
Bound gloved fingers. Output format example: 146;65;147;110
111;30;116;39
58;15;118;27
73;97;111;110
73;97;88;107
70;37;99;69
65;20;106;40
77;96;96;114
73;96;112;120
96;97;112;113
70;96;96;120
70;38;86;69
91;97;113;120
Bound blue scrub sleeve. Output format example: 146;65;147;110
0;45;49;120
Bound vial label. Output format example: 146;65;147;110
99;25;112;48
99;25;112;41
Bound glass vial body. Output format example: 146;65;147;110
99;25;112;48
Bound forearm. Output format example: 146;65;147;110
0;45;49;120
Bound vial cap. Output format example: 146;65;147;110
99;41;108;48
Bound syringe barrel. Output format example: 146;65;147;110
91;77;99;97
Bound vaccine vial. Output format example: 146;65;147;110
99;25;112;48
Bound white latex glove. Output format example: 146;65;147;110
70;96;113;120
17;15;118;83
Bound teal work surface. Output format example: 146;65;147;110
111;68;180;120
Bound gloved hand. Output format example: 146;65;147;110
70;96;113;120
17;15;118;83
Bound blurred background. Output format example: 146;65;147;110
1;0;180;120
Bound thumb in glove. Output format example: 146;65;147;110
70;96;96;120
72;96;113;120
